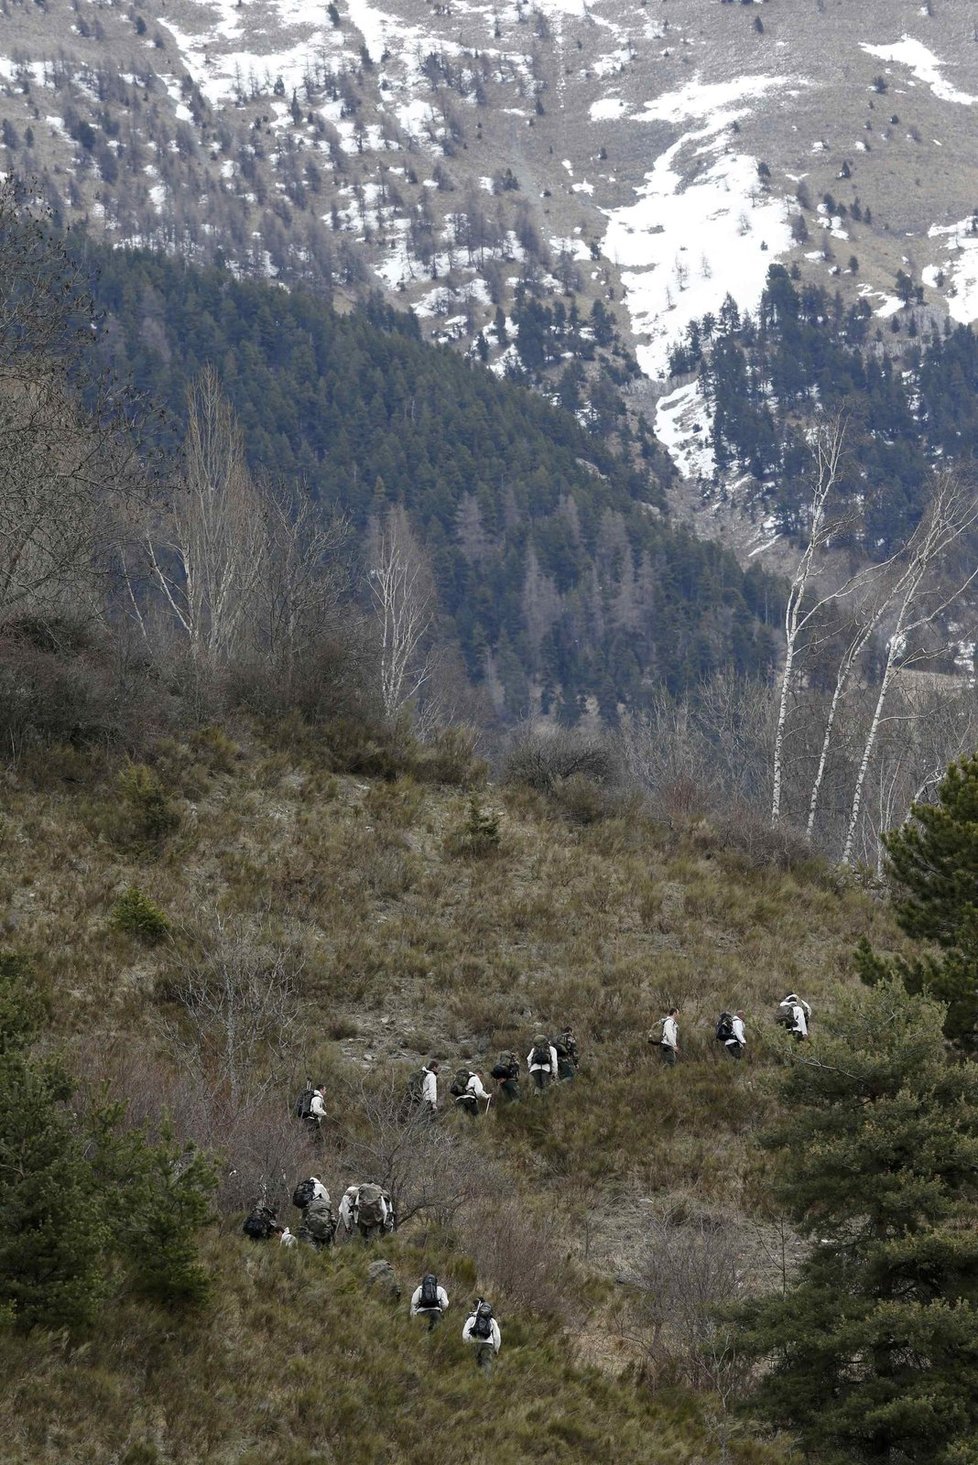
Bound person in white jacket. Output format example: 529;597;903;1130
725;1012;747;1060
527;1034;558;1091
779;993;811;1040
659;1009;680;1066
421;1061;439;1115
462;1299;501;1372
410;1273;450;1330
308;1088;327;1127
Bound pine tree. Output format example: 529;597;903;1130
857;756;978;1047
733;981;978;1464
0;956;106;1332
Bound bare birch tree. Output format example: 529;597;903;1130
840;471;978;866
144;368;269;663
367;504;436;721
771;419;853;825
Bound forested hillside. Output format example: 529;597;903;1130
83;242;780;717
672;264;978;561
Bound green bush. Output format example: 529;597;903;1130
118;764;181;846
111;886;170;945
444;796;502;857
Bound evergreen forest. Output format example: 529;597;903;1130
83;243;781;719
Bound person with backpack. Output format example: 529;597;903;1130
778;993;811;1040
490;1052;521;1104
462;1298;501;1372
554;1028;579;1081
339;1183;395;1240
451;1067;492;1116
242;1200;280;1242
657;1008;680;1066
716;1010;746;1059
293;1176;336;1250
411;1273;450;1331
527;1034;558;1091
308;1087;327;1127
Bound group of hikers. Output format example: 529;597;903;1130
652;993;813;1065
243;1179;502;1370
412;1027;581;1117
242;998;812;1369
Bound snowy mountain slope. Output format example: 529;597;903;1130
3;0;978;499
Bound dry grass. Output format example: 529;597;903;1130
0;722;912;1460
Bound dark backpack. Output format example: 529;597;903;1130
356;1183;386;1229
472;1301;493;1340
715;1013;734;1043
243;1208;274;1241
449;1067;471;1098
292;1178;316;1210
294;1086;314;1120
407;1068;426;1106
491;1055;518;1082
419;1274;440;1310
530;1046;551;1068
302;1199;336;1244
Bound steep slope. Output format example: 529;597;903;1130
0;720;909;1462
4;0;978;402
84;243;781;715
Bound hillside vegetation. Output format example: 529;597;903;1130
0;715;911;1464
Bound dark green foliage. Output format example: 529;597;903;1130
0;952;49;1056
858;757;978;1047
679;264;978;556
79;245;781;715
445;795;501;857
111;886;170;945
0;1051;107;1333
0;954;212;1332
734;982;978;1465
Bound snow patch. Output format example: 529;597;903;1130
926;216;978;323
654;379;715;482
860;36;978;107
601;74;797;379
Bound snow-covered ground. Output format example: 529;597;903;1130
926;217;978;324
859;35;978;107
601;75;797;379
654;379;714;483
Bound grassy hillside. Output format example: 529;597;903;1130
0;721;911;1463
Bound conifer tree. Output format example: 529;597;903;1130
857;755;978;1047
734;981;978;1464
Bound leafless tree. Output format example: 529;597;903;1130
335;1071;487;1227
841;470;978;865
142;368;269;662
161;916;303;1110
367;504;436;720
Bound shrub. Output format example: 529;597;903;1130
444;796;502;857
411;726;486;788
111;886;170;944
117;764;181;846
503;728;624;794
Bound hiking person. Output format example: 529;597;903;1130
421;1060;439;1115
411;1273;450;1331
294;1080;315;1122
242;1200;280;1241
339;1183;395;1240
294;1177;336;1250
778;993;811;1040
527;1034;558;1091
307;1086;327;1127
657;1008;680;1066
451;1067;492;1116
462;1298;501;1372
490;1051;521;1104
554;1027;579;1081
716;1010;746;1059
